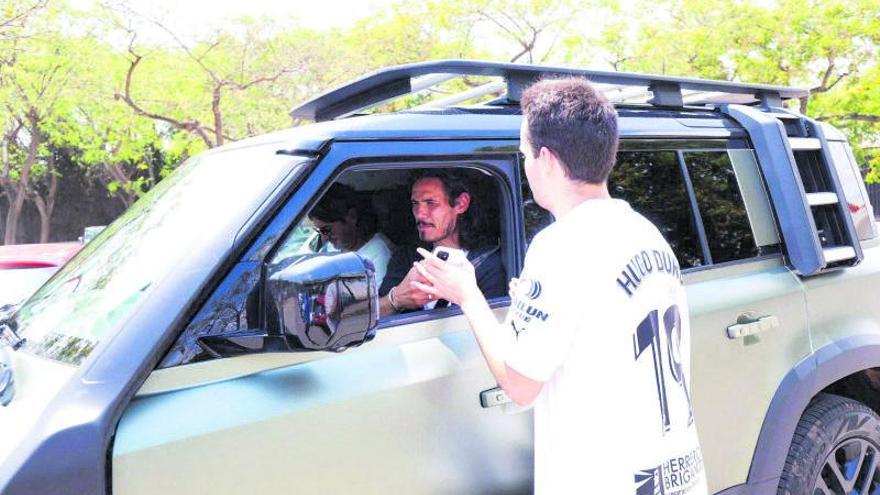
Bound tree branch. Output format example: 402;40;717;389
0;0;47;33
843;113;880;124
115;45;215;148
151;19;222;84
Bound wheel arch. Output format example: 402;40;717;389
747;334;880;489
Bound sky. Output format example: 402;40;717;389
124;0;389;31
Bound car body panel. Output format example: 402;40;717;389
685;258;809;492
0;267;61;306
0;351;76;466
0;144;308;495
800;242;880;351
114;308;533;495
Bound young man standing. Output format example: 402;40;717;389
414;78;707;494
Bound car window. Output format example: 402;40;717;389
684;151;760;263
161;164;509;367
520;149;706;269
610;151;705;269
519;158;554;247
519;147;768;269
269;171;402;289
18;150;306;367
269;167;505;315
828;141;876;241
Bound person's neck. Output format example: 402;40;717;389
547;181;611;219
351;233;371;252
433;234;462;249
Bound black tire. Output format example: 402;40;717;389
778;393;880;494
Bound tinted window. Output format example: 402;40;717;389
610;151;704;268
685;152;759;263
519;159;554;246
162;166;506;367
828;141;876;241
17;151;306;366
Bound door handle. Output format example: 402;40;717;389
727;313;779;339
480;386;511;408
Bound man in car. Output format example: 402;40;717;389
378;169;506;316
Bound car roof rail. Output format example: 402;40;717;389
290;59;809;122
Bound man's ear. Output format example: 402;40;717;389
453;192;471;214
539;146;565;178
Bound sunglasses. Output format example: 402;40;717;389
313;224;333;236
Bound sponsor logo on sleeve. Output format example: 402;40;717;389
525;279;542;299
509;278;550;339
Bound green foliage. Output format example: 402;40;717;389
2;0;879;232
582;0;880;179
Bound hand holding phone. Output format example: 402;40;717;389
432;246;467;265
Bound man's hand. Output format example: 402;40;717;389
412;247;481;307
508;277;521;298
413;247;544;406
393;265;433;309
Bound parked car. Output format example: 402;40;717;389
0;242;82;306
0;60;878;495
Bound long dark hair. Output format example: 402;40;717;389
412;169;495;250
309;183;378;239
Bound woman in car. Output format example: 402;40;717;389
309;183;395;286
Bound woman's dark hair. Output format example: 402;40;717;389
309;183;377;239
412;169;495;250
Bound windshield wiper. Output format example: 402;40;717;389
0;303;26;350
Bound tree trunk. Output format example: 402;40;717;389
799;96;810;115
212;85;224;147
3;108;40;245
31;166;57;243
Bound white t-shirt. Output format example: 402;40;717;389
504;198;707;495
357;233;394;288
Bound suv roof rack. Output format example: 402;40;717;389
290;59;809;122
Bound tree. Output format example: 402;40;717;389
0;5;81;244
107;7;333;149
584;0;880;178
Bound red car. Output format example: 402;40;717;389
0;242;82;305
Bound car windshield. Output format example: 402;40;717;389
14;147;308;366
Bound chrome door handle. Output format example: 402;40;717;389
480;386;511;408
727;314;779;339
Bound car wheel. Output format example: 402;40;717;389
778;393;880;495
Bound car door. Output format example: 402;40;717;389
111;139;533;495
614;144;810;493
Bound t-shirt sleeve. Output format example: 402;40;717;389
503;238;587;382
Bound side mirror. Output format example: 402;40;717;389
197;252;379;358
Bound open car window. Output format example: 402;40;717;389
270;166;507;323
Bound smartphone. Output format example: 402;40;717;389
433;246;466;264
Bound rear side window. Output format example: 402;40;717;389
520;168;554;246
518;145;767;272
684;151;759;263
611;151;705;269
827;141;877;241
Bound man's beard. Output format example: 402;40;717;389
418;218;458;244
